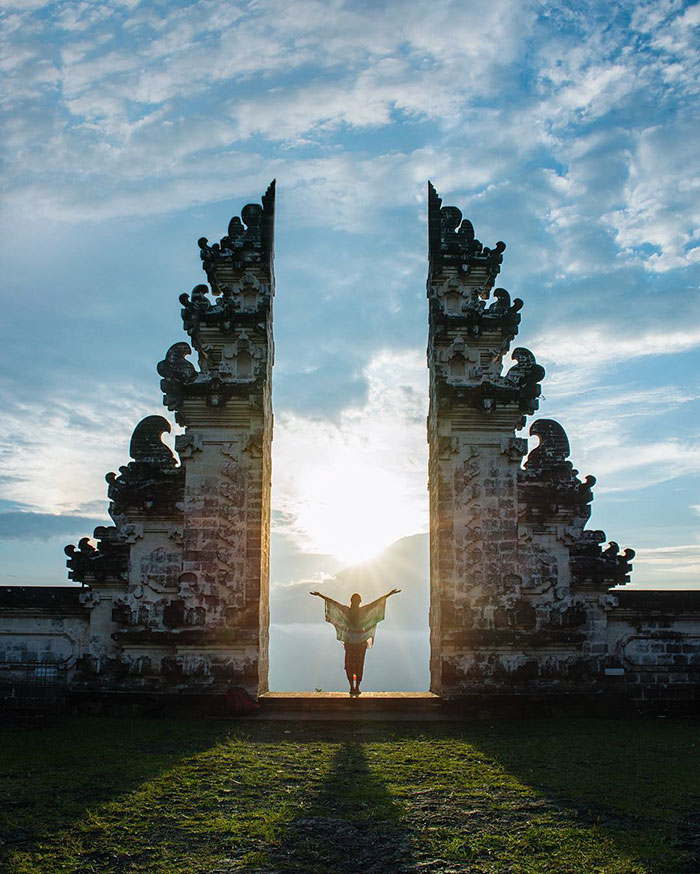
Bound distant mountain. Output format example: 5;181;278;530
336;533;430;629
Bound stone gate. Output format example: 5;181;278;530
0;181;698;713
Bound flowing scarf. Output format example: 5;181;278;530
324;596;389;647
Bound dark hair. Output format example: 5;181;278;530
350;593;362;605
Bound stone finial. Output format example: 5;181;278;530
129;416;177;468
106;416;184;518
65;527;129;585
506;348;545;413
519;419;596;523
525;419;570;471
427;181;505;284
570;530;636;588
157;342;197;415
198;181;276;294
179;285;211;334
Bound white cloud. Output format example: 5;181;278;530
1;0;697;291
0;387;171;516
0;0;536;223
603;120;700;272
535;326;700;379
631;544;700;587
590;440;700;486
523;375;700;493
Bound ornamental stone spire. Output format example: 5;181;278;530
426;183;633;699
65;184;276;697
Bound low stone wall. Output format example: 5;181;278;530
606;590;700;714
0;586;89;709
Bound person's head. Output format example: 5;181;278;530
350;593;362;607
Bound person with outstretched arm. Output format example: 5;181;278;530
310;589;401;696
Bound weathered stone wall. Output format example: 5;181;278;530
606;591;700;713
0;587;89;686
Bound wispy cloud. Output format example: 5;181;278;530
0;386;169;515
632;544;700;587
533;327;700;396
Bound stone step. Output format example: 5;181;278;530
256;691;444;720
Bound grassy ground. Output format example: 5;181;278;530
0;716;698;873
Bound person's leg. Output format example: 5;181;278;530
345;644;364;694
344;645;355;693
354;645;367;693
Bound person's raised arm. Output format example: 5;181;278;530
363;589;401;610
379;588;401;600
310;591;345;609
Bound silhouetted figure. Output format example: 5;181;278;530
310;589;401;695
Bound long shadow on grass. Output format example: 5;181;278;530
0;716;229;869
257;740;415;874
3;718;698;873
455;718;700;873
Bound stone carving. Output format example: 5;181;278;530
436;344;545;424
500;437;528;462
489;287;523;316
158;336;265;421
65;526;129;585
519;419;595;523
570;531;635;588
128;415;177;467
157;342;197;415
431;278;523;340
175;433;203;458
198;180;275;294
105;416;183;518
428;181;505;282
179;284;212;334
140;547;182;593
219;334;263;381
440;336;476;384
504;348;545;411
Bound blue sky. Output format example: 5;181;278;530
0;0;699;687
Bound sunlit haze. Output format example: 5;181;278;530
272;351;429;565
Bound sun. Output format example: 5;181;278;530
288;453;425;565
276;449;427;566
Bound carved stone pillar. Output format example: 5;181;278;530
65;415;184;682
426;183;544;697
426;185;637;700
157;182;275;695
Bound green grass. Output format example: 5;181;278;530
0;716;698;872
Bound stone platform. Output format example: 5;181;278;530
256;691;445;720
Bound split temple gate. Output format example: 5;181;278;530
1;182;698;714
